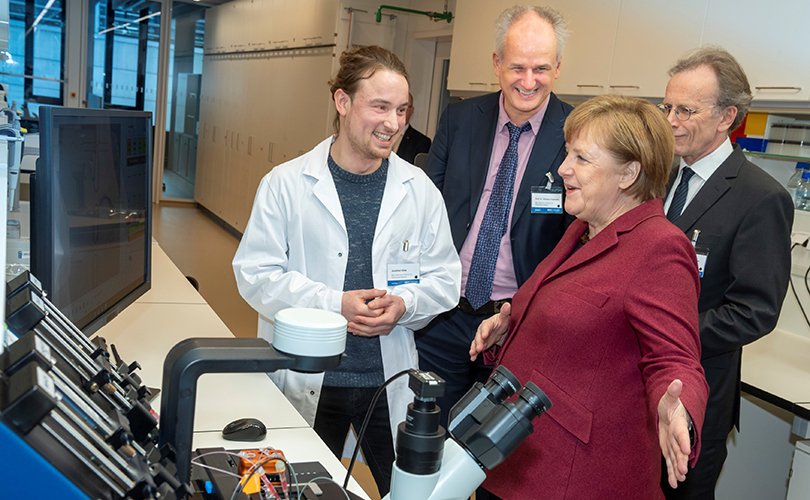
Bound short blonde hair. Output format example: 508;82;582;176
564;95;674;201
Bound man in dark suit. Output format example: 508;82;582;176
395;93;432;164
416;5;572;427
659;47;794;499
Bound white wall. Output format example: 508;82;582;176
195;0;456;231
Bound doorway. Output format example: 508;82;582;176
427;39;460;138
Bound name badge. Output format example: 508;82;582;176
387;263;420;286
531;185;563;214
694;246;709;279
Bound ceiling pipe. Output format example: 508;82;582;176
374;5;453;23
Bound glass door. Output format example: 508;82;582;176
87;0;161;112
87;0;207;202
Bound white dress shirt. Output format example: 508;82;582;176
664;138;734;214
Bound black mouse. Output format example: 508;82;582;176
222;417;267;441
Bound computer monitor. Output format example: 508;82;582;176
31;106;152;335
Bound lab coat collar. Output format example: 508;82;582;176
302;136;416;232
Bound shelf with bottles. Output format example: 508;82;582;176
734;112;810;162
744;151;810;163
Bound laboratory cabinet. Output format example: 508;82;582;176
445;0;502;94
605;0;707;98
787;440;810;500
448;0;810;102
543;0;707;98
541;0;619;97
204;0;338;54
701;0;810;101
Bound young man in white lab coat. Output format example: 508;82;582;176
232;46;461;496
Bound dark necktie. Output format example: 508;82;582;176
465;122;531;310
667;167;695;221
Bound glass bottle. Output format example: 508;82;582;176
787;163;806;207
795;170;810;211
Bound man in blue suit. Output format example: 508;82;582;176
416;5;573;427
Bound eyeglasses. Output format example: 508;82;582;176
656;103;708;121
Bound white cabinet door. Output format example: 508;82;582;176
545;0;620;96
702;0;810;101
447;0;503;93
609;0;708;98
787;441;810;500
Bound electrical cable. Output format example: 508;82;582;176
803;259;810;327
342;369;411;489
190;448;290;500
298;477;351;500
189;462;243;480
191;449;252;464
190;449;262;499
788;243;810;328
804;255;810;298
192;449;255;481
230;454;297;500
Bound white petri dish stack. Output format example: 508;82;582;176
272;307;347;358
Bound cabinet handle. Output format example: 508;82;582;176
609;85;640;89
754;86;802;91
468;82;488;86
576;84;604;88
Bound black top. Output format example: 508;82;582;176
323;154;388;388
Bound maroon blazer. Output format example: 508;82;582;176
484;199;708;500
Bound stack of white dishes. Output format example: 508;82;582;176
272;307;347;358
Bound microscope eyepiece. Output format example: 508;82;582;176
483;365;521;403
513;382;552;419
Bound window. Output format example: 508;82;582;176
0;0;65;118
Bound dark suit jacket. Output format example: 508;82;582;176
485;199;708;500
396;125;431;164
669;147;793;440
426;91;573;286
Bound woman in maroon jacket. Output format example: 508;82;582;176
470;95;709;499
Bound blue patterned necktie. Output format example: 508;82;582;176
667;167;695;221
465;121;532;310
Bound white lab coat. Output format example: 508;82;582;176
232;136;461;441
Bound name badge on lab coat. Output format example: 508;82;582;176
387;263;420;286
531;186;563;214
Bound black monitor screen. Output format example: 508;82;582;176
32;106;152;335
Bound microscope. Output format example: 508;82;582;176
385;366;552;499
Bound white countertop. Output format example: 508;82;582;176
742;328;810;405
193;427;370;499
137;242;208;305
193;373;308;432
741;224;810;417
96;302;233;389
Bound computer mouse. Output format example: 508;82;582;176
221;417;267;442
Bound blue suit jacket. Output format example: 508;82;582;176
426;91;573;286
